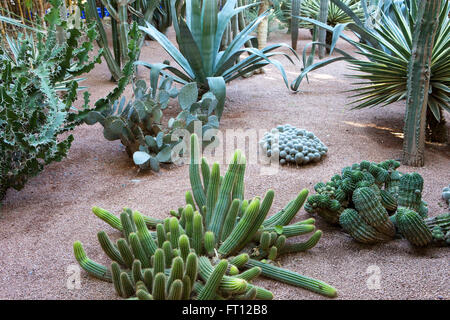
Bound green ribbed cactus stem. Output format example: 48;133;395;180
353;187;396;237
156;224;166;247
240;190;275;247
424;212;450;233
132;259;143;283
111;262;123;296
120;272;135;298
153;248;165;275
201;158;211;194
272;189;309;226
163;217;171;234
136;280;148;293
143;268;153;290
133;211;158;258
208;150;242;239
117;238;134;268
185;252;198;287
240;199;249;218
185;191;196;212
167;279;183;300
92;207;123;231
206;162;220;227
246;283;274;300
97;231;125;265
398;173;424;212
169;217;180;248
245;259;337;297
263;199;293;227
129;233;150;268
198;257;248;294
236;287;257;300
380;189;398;212
275;235;286;251
182;275;192;300
197;259;228;300
237;266;262;282
228;265;239;276
230;253;249;269
219;197;261;256
221;199;241;241
137;289;153;300
232;155;246;201
152;272;167;300
268;246;278;260
299;218;316;225
193;282;225;300
396;207;433;247
192;212;204;255
190;134;207;209
204;231;216;256
162;241;173;268
385;170;401;196
280;230;323;253
184;205;194;238
260;232;271;251
168;257;184;288
264;223;315;238
317;0;329;59
339;209;391;244
120;212;136;243
178;234;191;262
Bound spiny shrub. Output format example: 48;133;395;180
73;134;338;299
0;0;102;202
260;124;328;166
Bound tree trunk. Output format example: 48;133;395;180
402;0;441;167
318;0;329;59
257;0;270;50
291;0;302;50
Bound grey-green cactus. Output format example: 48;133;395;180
260;124;328;166
85;78;219;172
442;185;450;206
73;134;337;299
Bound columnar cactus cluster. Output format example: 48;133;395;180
260;124;328;166
305;160;446;247
73;134;337;300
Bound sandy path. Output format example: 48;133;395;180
0;28;449;300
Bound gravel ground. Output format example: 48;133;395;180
0;28;449;300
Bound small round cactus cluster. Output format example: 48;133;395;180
442;185;450;206
260;124;328;166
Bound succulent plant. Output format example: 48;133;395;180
306;160;446;247
442;185;450;206
73;134;338;299
260;124;328;166
84;76;219;171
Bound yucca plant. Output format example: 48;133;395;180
137;0;297;120
291;0;449;143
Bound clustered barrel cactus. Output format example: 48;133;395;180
260;124;328;166
73;133;337;300
305;160;447;247
442;185;450;206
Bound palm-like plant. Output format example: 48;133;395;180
300;0;363;29
292;0;449;142
137;0;297;120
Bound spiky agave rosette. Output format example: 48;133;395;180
73;134;338;300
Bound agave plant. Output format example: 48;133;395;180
300;0;363;29
137;0;297;120
291;0;449;142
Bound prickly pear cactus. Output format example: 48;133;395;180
85;78;219;172
73;134;337;300
260;124;328;166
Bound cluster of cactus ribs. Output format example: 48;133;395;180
73;134;337;300
305;160;448;247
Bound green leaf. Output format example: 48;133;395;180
133;151;151;165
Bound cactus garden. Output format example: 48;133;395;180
0;0;448;302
